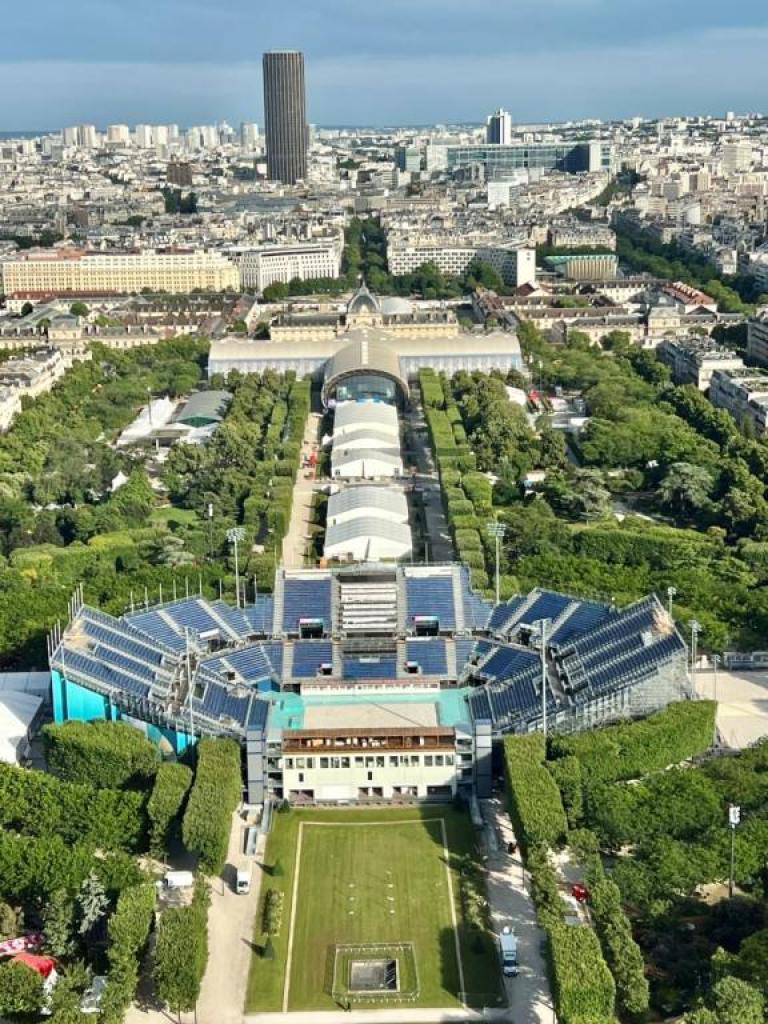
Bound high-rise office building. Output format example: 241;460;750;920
486;108;513;144
262;50;307;184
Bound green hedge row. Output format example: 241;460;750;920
153;881;209;1015
589;879;649;1017
42;720;160;790
182;738;241;873
549;701;717;786
548;922;616;1024
147;762;194;858
0;762;146;851
0;832;144;900
503;734;568;848
98;883;156;1024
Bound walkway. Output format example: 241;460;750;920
480;798;554;1024
282;411;324;569
245;1009;510;1024
402;401;454;564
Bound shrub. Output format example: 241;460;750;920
549;701;716;786
43;721;160;790
0;762;147;851
503;735;568;849
147;763;193;858
99;883;156;1024
182;739;241;874
153;881;209;1016
589;879;649;1017
548;921;616;1024
261;889;283;935
0;960;44;1016
548;755;584;828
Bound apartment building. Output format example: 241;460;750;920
747;310;768;367
387;234;536;287
1;248;240;299
710;367;768;435
232;238;342;292
657;336;744;390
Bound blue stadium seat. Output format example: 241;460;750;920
343;656;398;680
292;641;333;678
406;575;456;629
282;577;332;634
405;639;448;675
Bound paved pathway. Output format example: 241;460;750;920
245;1009;510;1023
402;401;453;563
125;812;265;1024
282;411;323;568
480;798;555;1024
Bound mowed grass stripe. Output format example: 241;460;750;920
245;807;504;1013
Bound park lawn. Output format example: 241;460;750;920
245;805;503;1012
150;506;199;526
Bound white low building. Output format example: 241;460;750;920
325;516;412;562
327;485;409;527
331;400;400;441
331;446;403;480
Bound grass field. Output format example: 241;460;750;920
245;806;504;1012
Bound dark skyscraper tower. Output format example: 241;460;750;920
262;50;307;185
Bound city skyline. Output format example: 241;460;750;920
0;0;767;127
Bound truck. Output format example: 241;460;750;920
236;865;252;895
499;925;519;977
162;870;194;890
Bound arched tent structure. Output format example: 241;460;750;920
322;337;410;408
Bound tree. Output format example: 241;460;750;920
153;884;209;1020
43;889;77;958
77;871;109;938
657;462;714;519
69;302;89;317
0;961;45;1016
712;976;764;1024
19;302;33;317
0;901;18;941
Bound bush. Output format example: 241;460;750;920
261;889;283;935
548;756;584;828
153;881;209;1015
147;763;193;858
503;735;568;849
0;959;45;1016
548;921;616;1024
43;721;160;790
549;701;716;786
99;883;156;1024
589;879;649;1017
182;739;241;874
0;762;147;851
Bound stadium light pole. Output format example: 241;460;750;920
534;618;551;739
667;585;677;618
690;619;701;692
227;527;246;609
712;654;720;747
486;522;507;607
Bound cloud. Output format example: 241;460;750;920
0;24;766;126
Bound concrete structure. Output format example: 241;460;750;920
657;336;744;390
544;253;619;282
747;310;768;367
710;367;768;434
486;109;513;145
446;141;613;175
233;238;342;292
1;248;240;298
387;233;536;287
262;51;307;185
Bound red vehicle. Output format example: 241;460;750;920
571;883;589;903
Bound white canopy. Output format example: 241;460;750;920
0;692;42;764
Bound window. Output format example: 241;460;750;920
296;758;305;769
306;758;314;769
341;757;350;768
410;755;419;767
389;756;399;767
320;757;329;769
376;757;385;768
424;755;433;767
284;758;293;770
331;757;341;769
435;755;444;766
354;756;364;766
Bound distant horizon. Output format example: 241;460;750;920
0;0;766;126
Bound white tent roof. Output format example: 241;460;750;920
0;692;42;764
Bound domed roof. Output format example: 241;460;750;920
346;280;381;316
380;296;414;316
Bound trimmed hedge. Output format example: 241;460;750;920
549;701;717;786
503;735;568;849
589;879;649;1017
43;721;161;790
99;883;156;1024
548;756;584;828
147;762;193;858
0;762;146;851
153;880;209;1015
182;739;241;874
549;922;616;1024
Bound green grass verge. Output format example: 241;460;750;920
150;506;199;526
245;806;504;1012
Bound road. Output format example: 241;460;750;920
125;811;264;1024
480;798;554;1024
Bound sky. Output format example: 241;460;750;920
0;0;767;129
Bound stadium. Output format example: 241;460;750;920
47;285;690;806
